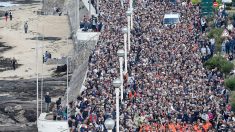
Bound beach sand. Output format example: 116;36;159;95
0;2;73;80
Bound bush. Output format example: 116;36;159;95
192;0;201;5
225;77;235;90
231;102;235;111
204;55;234;75
221;62;234;75
207;28;224;52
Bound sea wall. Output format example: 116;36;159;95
63;0;98;103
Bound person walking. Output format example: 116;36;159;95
44;92;51;112
24;22;28;33
4;11;8;22
12;57;17;70
56;97;62;110
9;11;12;21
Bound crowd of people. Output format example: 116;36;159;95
67;0;235;131
80;15;103;32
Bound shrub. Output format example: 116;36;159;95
221;62;234;75
225;77;235;91
204;55;234;75
207;28;224;52
192;0;201;5
231;102;235;111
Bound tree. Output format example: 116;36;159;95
192;0;201;5
207;28;224;53
225;77;235;90
204;55;234;75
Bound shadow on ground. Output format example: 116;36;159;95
27;36;62;42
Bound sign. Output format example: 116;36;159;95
221;29;229;37
201;0;214;16
213;2;218;7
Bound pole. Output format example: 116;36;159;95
124;33;127;74
96;0;99;14
89;0;91;17
75;0;77;30
131;12;133;29
120;0;124;8
40;34;44;114
119;57;123;102
36;33;39;121
127;16;131;51
66;37;69;120
130;0;133;8
115;88;119;132
78;0;80;30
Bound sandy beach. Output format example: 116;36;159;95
0;1;73;80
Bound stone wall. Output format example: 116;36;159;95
62;0;98;103
64;39;98;103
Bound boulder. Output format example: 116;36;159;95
14;105;23;111
4;106;14;113
0;112;15;124
14;110;28;123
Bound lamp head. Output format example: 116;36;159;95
126;9;132;16
112;78;122;88
122;27;128;34
117;49;125;58
104;118;115;130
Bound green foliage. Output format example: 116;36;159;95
221;62;234;75
192;0;201;5
204;55;234;75
216;0;222;4
231;102;235;111
207;28;224;52
225;77;235;91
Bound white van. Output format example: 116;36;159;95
163;13;180;25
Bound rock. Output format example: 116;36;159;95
14;110;28;123
14;105;23;111
4;106;14;113
0;112;15;124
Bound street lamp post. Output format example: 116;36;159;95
130;8;133;29
129;0;133;8
96;0;99;14
104;118;115;132
120;0;124;8
40;34;44;114
122;27;128;74
36;33;39;121
117;49;125;102
89;0;91;17
66;37;69;121
112;78;122;132
126;9;132;52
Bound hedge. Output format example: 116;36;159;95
207;28;224;53
225;77;235;91
204;55;234;75
191;0;201;5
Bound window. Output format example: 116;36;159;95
163;18;179;25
